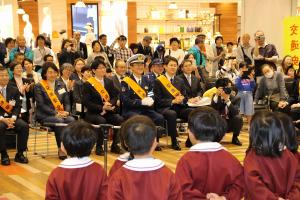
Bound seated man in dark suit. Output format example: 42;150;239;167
121;54;165;151
82;60;123;156
34;62;75;160
154;56;194;150
111;59;127;93
0;65;29;165
178;59;203;99
72;66;92;117
136;36;153;56
211;78;243;146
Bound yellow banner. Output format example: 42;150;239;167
157;75;181;98
40;80;64;112
123;77;146;99
87;77;110;102
283;16;300;69
0;94;13;113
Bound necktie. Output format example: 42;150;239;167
188;75;191;86
170;78;174;84
138;80;141;86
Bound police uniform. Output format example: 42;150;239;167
121;55;165;149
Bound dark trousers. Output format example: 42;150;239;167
270;101;291;113
123;109;164;142
85;112;123;147
0;119;29;153
226;115;243;138
41;116;75;148
160;106;194;144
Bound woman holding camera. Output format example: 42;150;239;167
58;39;81;67
235;62;255;124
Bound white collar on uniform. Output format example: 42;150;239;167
189;142;226;152
59;156;94;169
117;152;130;162
133;74;142;83
123;157;164;172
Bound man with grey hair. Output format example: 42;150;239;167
137;36;153;56
252;30;279;79
9;35;33;62
73;31;88;59
236;33;254;66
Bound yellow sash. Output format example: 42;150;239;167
157;75;181;98
122;77;147;99
0;94;13;113
87;77;110;102
40;80;64;111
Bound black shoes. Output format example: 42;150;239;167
111;145;124;154
96;145;104;156
1;153;10;166
58;149;67;160
232;137;242;146
155;146;162;151
14;152;29;164
171;140;181;151
185;138;192;148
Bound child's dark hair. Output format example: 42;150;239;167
249;111;286;157
120;115;156;158
188;106;227;142
62;120;97;158
275;112;298;154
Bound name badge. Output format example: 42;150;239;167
76;103;82;112
58;88;66;95
9;100;16;106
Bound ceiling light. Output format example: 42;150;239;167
75;0;86;8
168;2;177;10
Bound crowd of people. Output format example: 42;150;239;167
0;29;299;167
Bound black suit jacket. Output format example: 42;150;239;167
82;77;119;114
211;94;240;119
79;42;88;59
34;80;71;120
111;75;122;93
72;79;84;113
137;43;152;56
178;74;203;98
0;83;21;118
153;75;188;112
58;49;81;66
120;74;153;113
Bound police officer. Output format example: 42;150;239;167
121;54;165;151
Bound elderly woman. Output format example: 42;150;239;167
254;64;289;112
34;62;74;159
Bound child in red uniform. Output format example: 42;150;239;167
276;112;300;164
108;152;129;178
244;111;300;200
175;106;244;200
46;120;108;200
108;115;182;200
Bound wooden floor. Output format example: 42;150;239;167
0;126;250;200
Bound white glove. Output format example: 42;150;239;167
141;97;154;106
